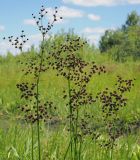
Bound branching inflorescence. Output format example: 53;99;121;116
4;4;63;160
97;76;135;149
3;3;136;160
3;30;29;52
47;35;106;159
16;5;62;160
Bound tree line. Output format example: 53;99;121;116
99;11;140;62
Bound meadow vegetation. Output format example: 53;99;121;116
0;4;140;160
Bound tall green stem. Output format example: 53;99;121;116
68;70;73;160
36;35;45;160
74;106;79;160
110;147;113;160
78;139;83;160
36;78;41;160
64;140;72;160
31;124;34;160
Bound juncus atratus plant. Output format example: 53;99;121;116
3;3;137;160
3;32;37;159
16;81;57;160
96;76;135;158
47;35;106;160
72;75;135;159
19;5;62;160
4;4;62;160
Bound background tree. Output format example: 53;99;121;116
125;11;140;27
99;11;140;61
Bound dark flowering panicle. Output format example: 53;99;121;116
3;30;29;52
32;5;62;38
4;4;63;160
46;34;107;152
15;5;62;125
48;36;106;86
97;76;135;149
79;113;101;140
16;82;36;100
51;37;106;116
98;76;135;119
17;100;57;124
17;5;63;78
19;55;49;78
49;36;106;106
115;75;135;93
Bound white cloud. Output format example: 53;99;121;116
128;0;140;4
46;6;84;20
63;0;140;6
0;41;18;55
0;25;5;32
58;6;84;18
29;34;42;42
82;27;107;46
63;0;123;6
88;14;101;21
23;19;36;26
86;35;101;46
23;6;84;27
82;27;107;34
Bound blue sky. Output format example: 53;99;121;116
0;0;140;55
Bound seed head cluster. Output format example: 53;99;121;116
16;82;36;100
19;55;48;78
98;76;135;119
46;35;107;150
32;6;62;38
97;76;135;148
15;5;62;125
48;36;106;85
3;30;29;51
17;100;56;124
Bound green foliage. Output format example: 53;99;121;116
99;30;124;53
125;11;140;27
99;11;140;62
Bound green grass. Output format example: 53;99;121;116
0;53;140;160
0;120;139;160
